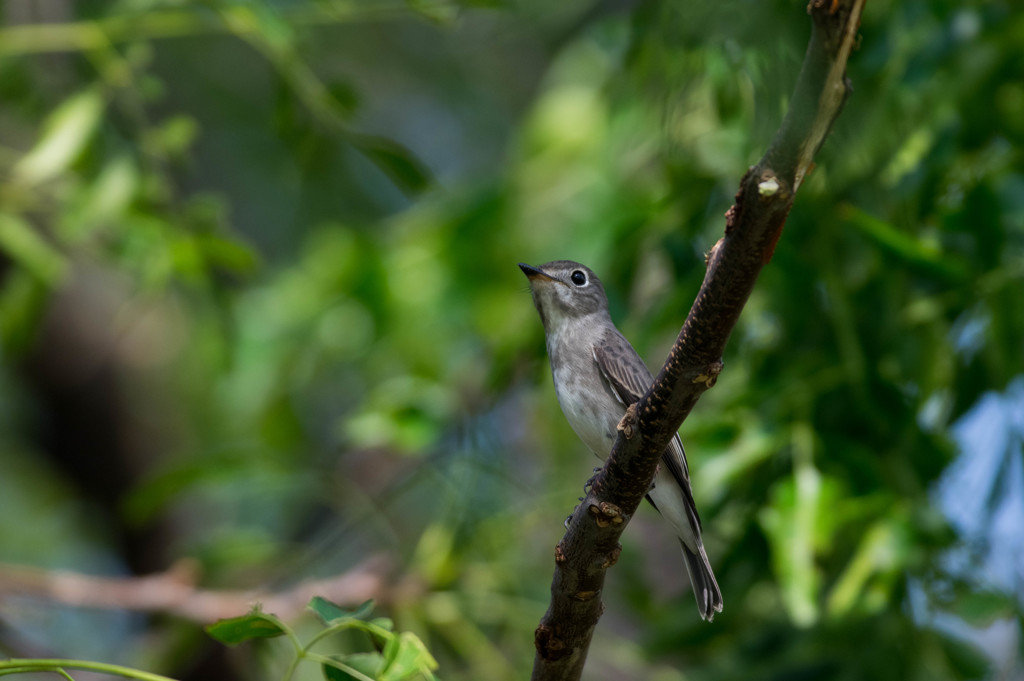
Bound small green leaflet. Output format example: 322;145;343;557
308;596;374;625
205;608;287;645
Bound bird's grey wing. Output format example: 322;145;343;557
591;336;652;406
592;337;702;532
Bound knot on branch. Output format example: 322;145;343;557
601;544;622;569
573;590;598;601
588;501;624;528
808;0;861;51
535;624;570;661
705;238;724;268
616;403;638;439
692;361;724;388
757;171;792;200
758;176;780;197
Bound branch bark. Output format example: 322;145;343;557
530;2;866;679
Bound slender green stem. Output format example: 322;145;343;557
280;623;307;681
306;653;377;681
283;626;305;658
281;654;302;681
284;619;395;680
0;659;179;681
301;624;346;652
303;619;376;651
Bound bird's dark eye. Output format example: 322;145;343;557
570;270;587;286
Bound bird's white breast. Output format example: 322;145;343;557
546;315;623;459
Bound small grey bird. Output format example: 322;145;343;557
520;260;723;621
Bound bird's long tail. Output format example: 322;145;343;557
679;540;724;622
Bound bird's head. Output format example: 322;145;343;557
518;260;610;331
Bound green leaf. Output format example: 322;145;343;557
0;271;48;351
0;213;68;285
365;617;395;649
935;630;992;679
308;597;374;625
198;233;260;275
205;610;288;645
380;632;439;681
843;205;969;281
757;422;823;627
826;516;911;618
347;133;433;196
14;88;104;185
953;588;1017;627
405;0;460;25
368;617;394;632
65;155;139;240
146;114;199;156
322;653;383;681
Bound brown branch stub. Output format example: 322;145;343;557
535;624;570;662
588;501;625;528
705;238;724;267
531;3;865;680
616;403;638;439
602;545;622;569
809;0;860;48
692;361;724;388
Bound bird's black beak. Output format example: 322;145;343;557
518;262;555;281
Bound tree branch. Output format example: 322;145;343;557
530;2;866;679
0;556;390;623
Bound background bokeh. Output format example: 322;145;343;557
1;1;1022;680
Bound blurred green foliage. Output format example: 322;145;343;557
205;598;438;681
0;1;1022;680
